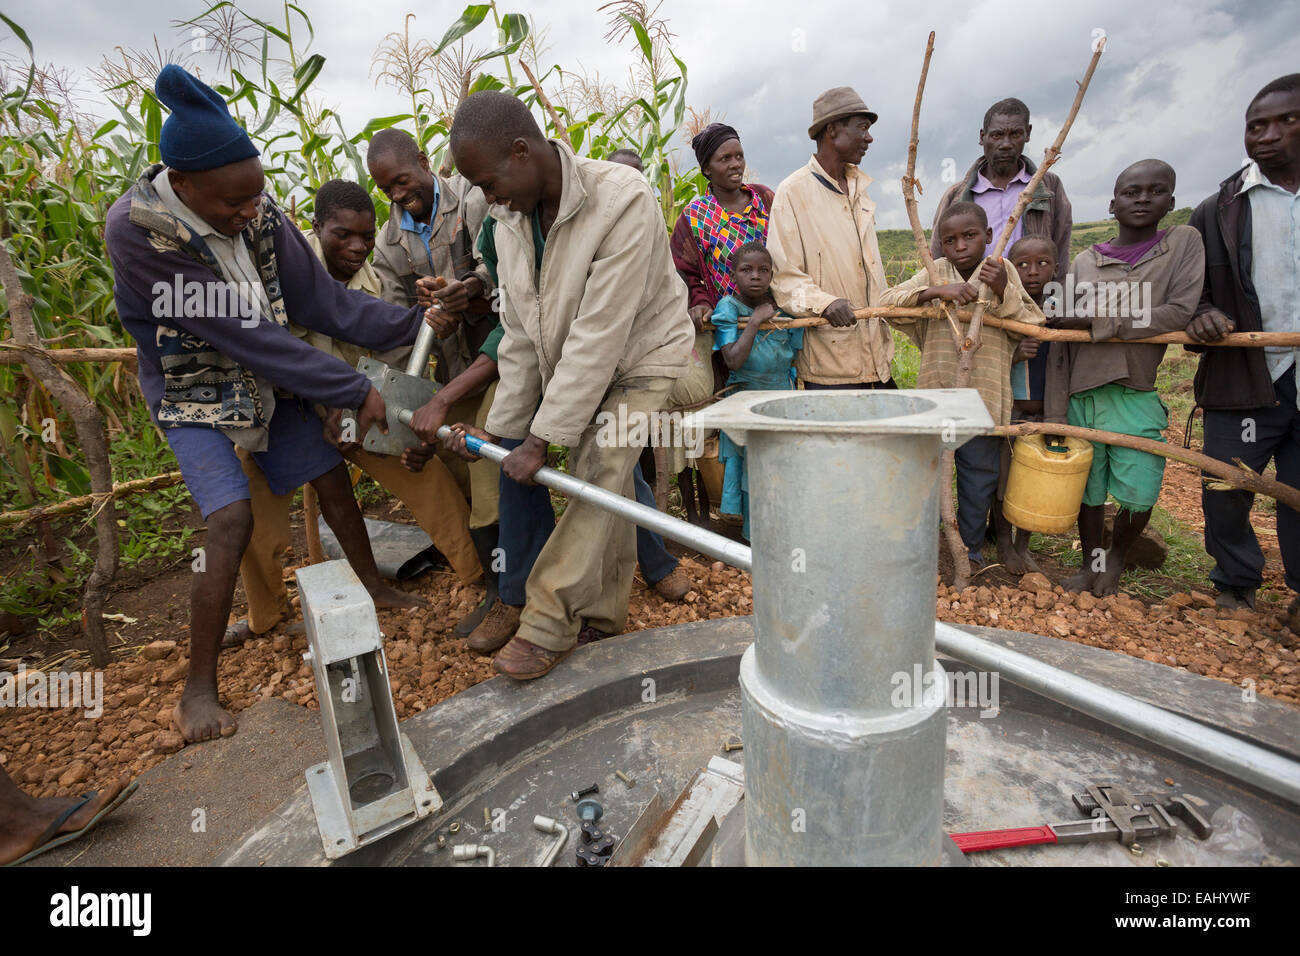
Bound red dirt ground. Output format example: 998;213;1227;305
2;448;1296;799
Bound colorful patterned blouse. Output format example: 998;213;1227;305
671;185;773;308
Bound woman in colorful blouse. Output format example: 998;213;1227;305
669;124;775;526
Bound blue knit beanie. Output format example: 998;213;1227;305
155;64;260;171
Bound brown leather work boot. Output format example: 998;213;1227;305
466;600;522;654
652;566;690;601
493;636;573;680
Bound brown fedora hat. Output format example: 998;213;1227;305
808;86;878;139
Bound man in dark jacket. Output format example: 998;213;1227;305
930;97;1072;285
1185;74;1300;624
105;66;427;743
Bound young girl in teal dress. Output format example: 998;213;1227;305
711;242;803;539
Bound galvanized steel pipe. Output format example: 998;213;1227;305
935;622;1300;807
396;415;753;569
693;389;993;866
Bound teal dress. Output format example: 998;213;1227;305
711;295;803;539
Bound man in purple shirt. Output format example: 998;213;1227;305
931;97;1074;565
930;97;1072;285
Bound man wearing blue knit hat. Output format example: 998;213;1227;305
105;65;429;744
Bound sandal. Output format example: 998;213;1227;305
5;779;139;867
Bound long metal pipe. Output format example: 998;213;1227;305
397;415;753;569
405;321;439;376
397;411;1300;809
935;622;1300;807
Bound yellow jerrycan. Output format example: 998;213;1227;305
1002;434;1094;534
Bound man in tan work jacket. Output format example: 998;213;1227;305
442;91;693;681
768;86;894;389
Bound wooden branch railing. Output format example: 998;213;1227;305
0;343;136;365
0;471;184;529
723;308;1300;347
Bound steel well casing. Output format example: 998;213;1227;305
693;389;992;867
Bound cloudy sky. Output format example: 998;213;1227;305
6;0;1299;227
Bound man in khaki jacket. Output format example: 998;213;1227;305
444;91;693;680
768;87;893;388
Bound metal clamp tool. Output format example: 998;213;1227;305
951;782;1213;854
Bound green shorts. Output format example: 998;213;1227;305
1067;383;1167;512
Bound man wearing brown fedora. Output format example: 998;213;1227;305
768;86;893;389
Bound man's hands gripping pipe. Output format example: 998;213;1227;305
396;409;753;570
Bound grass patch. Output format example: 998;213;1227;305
891;331;921;388
1025;500;1210;599
1157;346;1201;443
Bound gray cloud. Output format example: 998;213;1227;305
6;0;1298;230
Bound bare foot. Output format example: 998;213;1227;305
0;779;133;866
1091;549;1124;597
1063;569;1097;593
368;582;427;609
221;619;254;649
998;542;1028;576
1015;548;1044;576
173;692;237;743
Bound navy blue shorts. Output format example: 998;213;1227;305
164;399;341;519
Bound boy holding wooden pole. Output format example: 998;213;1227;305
883;202;1045;568
1044;159;1205;597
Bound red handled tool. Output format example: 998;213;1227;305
951;783;1213;854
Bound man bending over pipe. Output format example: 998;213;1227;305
443;91;693;680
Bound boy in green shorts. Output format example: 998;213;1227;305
1044;160;1205;596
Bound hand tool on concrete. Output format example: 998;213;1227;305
951;782;1213;853
533;815;569;867
452;844;495;866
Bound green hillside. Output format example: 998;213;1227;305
877;207;1193;283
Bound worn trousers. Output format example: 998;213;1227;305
955;435;1003;556
495;436;556;606
237;443;481;634
1202;372;1300;594
518;376;675;651
633;462;678;585
435;381;501;530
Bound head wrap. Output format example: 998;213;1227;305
155;64;260;172
692;123;741;171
